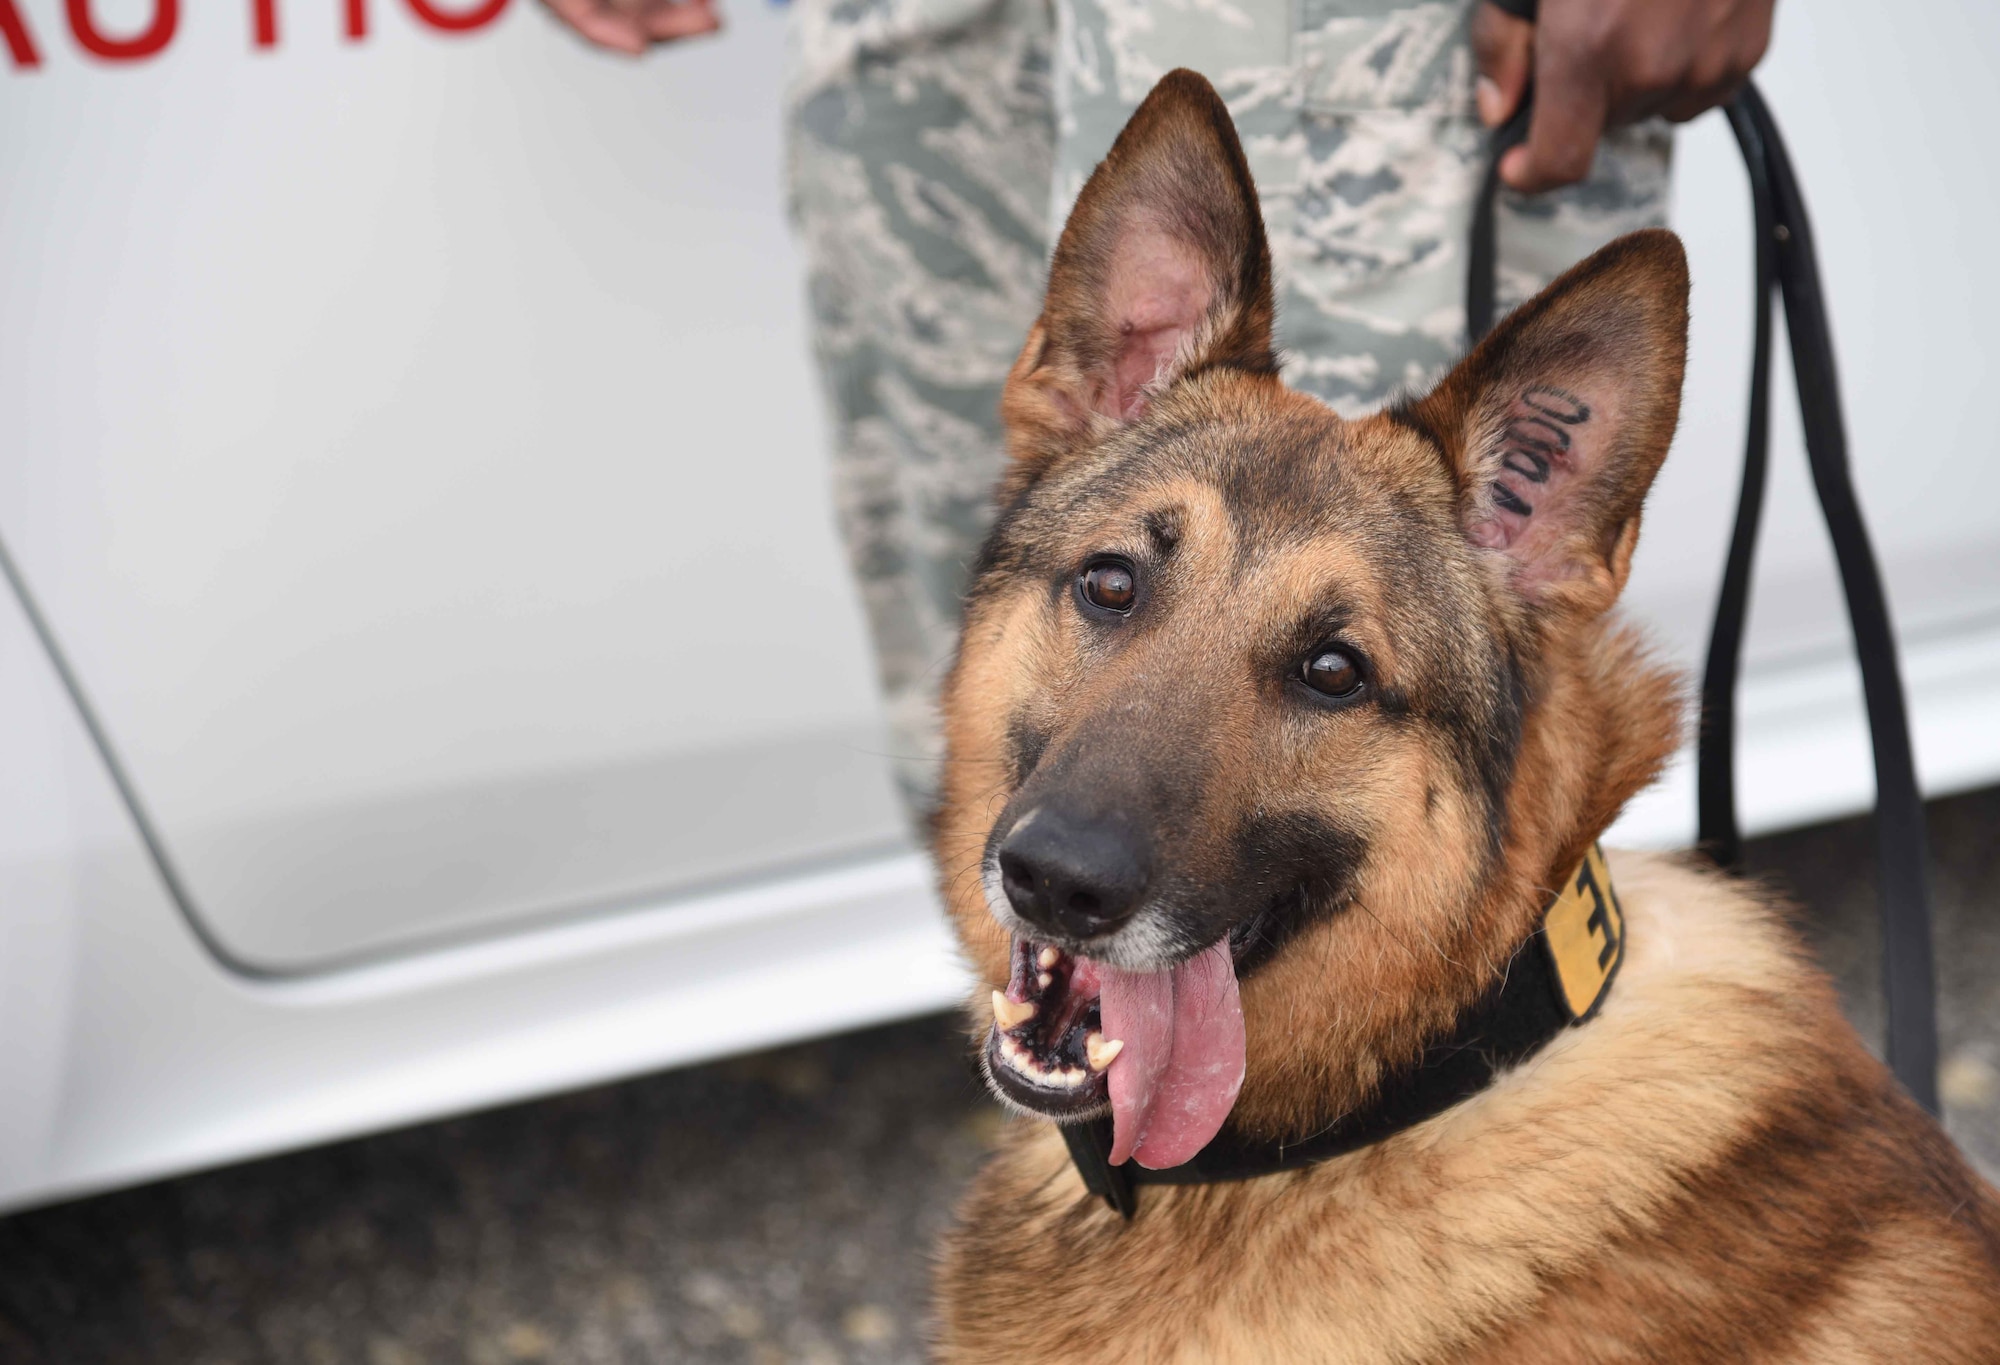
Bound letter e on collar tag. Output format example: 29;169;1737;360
1541;844;1624;1022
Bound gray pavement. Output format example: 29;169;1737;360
2;786;1996;1364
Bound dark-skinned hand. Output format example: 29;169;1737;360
1473;0;1777;192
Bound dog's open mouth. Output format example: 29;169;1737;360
983;935;1246;1170
984;939;1112;1119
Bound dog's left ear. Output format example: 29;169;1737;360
1001;69;1276;477
1409;229;1690;620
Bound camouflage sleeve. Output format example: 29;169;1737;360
1052;0;1672;415
784;0;1057;820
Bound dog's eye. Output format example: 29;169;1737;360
1078;558;1137;613
1301;648;1364;699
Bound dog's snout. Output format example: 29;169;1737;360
997;812;1149;940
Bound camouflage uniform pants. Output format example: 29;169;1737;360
785;0;1671;820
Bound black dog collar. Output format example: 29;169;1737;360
1060;845;1625;1218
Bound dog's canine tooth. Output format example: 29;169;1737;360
1086;1035;1124;1072
991;990;1036;1030
1038;946;1060;970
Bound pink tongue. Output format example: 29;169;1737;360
1093;939;1245;1168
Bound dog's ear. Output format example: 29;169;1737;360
1001;69;1276;476
1407;229;1689;620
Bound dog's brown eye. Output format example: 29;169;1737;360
1301;648;1363;699
1079;559;1136;613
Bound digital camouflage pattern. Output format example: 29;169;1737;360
786;0;1056;815
785;0;1670;818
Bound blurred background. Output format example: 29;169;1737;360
1;0;1996;1359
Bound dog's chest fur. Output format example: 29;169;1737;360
935;852;2000;1363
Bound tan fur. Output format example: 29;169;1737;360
929;69;2000;1360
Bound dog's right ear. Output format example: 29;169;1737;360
1001;69;1276;479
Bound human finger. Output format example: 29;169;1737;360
640;0;722;41
1654;10;1773;123
1500;36;1610;191
541;0;649;53
1472;2;1534;128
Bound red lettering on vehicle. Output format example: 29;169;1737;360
67;0;178;60
5;0;520;69
404;0;508;33
2;0;41;66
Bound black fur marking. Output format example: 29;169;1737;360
1007;717;1050;786
1373;683;1414;722
965;484;1041;603
1212;424;1360;555
1143;506;1183;557
1438;642;1525;853
1381;640;1522;861
1177;353;1283;387
1225;811;1368;977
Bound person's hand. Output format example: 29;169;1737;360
1473;0;1776;192
539;0;720;54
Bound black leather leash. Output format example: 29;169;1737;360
1467;77;1940;1113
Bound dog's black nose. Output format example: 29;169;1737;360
997;811;1149;940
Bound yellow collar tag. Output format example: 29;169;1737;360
1541;844;1624;1022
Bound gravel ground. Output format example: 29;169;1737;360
2;786;1995;1364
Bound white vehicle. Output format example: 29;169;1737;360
3;0;1996;1213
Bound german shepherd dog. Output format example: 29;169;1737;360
928;70;2000;1360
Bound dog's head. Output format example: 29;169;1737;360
936;71;1688;1166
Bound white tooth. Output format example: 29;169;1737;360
1037;972;1052;990
1063;1068;1085;1087
1038;946;1060;970
1086;1035;1125;1072
991;990;1036;1030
